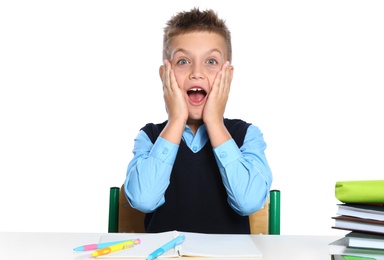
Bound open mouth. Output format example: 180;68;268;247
187;88;207;104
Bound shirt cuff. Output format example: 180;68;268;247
213;139;242;168
149;136;179;164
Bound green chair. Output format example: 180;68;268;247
109;185;280;235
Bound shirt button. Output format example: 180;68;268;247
219;151;227;158
162;148;168;154
192;146;197;152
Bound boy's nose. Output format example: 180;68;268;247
189;64;205;80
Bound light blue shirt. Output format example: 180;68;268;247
125;123;272;216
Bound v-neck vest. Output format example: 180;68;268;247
142;119;251;234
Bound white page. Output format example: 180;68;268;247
179;231;262;257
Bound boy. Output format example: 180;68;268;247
124;8;272;234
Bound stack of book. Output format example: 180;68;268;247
329;180;384;260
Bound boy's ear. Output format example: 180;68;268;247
159;65;164;80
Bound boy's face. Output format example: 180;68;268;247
166;31;233;121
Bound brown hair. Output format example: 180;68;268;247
162;7;232;62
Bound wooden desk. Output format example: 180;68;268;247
0;232;340;260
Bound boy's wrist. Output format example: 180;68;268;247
159;119;186;145
205;122;231;148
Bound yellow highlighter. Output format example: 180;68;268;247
91;239;140;257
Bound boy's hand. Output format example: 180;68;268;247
161;60;189;123
203;61;232;125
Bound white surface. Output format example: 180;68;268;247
0;232;340;260
1;1;384;235
99;231;262;258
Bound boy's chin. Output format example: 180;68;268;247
187;108;203;119
187;113;204;122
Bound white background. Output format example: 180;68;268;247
1;1;383;235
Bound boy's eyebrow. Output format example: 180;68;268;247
172;48;223;58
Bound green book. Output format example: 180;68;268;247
331;254;378;260
335;180;384;204
342;255;377;260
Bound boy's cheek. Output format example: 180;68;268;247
172;67;184;76
212;70;222;81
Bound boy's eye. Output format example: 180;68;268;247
177;59;189;65
207;59;218;65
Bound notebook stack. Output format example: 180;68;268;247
329;180;384;260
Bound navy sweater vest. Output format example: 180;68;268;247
142;119;251;234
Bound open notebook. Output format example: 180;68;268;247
97;230;263;258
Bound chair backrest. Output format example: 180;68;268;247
117;184;145;233
109;185;280;234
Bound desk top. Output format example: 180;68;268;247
0;232;340;260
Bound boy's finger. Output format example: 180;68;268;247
219;61;230;93
169;69;178;92
162;60;171;91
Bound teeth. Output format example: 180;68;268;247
190;88;202;92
